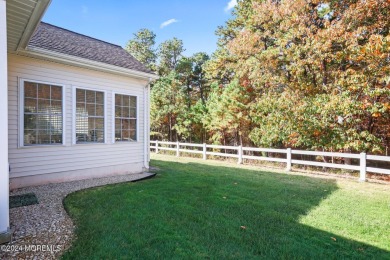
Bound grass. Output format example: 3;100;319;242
62;154;390;259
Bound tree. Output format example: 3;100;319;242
158;38;185;75
204;0;390;153
150;71;187;141
125;29;157;71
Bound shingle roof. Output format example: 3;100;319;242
28;22;153;74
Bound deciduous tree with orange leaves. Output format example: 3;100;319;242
205;0;390;153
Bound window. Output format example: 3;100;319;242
115;94;137;141
76;89;105;143
23;81;63;146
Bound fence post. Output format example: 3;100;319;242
237;145;243;164
176;141;180;157
156;140;159;154
359;152;366;182
286;148;292;171
203;143;207;160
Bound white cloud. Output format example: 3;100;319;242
160;19;178;29
224;0;237;12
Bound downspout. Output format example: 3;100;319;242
0;0;11;244
143;78;152;170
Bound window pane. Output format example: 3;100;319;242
130;96;137;108
51;134;62;144
24;114;37;130
86;103;96;116
96;104;104;117
88;117;95;130
37;115;50;130
115;94;121;106
24;129;37;145
115;106;121;117
24;82;37;98
37;129;51;144
122;119;130;130
76;116;88;135
89;129;98;142
96;92;104;104
123;95;130;107
38;84;50;99
115;119;121;130
50;114;63;133
122;106;130;118
95;118;104;130
51;101;62;114
51;85;62;100
37;99;50;113
122;130;129;141
115;119;121;141
130;108;136;118
76;89;85;103
76;102;86;115
115;130;121;141
130;119;136;130
129;130;136;141
95;130;104;142
86;90;95;103
24;98;37;113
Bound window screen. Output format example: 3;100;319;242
115;94;137;141
23;81;63;145
76;89;105;143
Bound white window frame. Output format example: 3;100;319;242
18;78;66;148
112;91;139;143
72;86;108;145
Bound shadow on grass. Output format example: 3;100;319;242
62;159;390;259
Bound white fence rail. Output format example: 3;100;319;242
150;140;390;181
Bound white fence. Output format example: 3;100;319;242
150;140;390;182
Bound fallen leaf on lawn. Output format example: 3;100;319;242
331;237;337;241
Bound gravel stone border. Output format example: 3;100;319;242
0;172;155;260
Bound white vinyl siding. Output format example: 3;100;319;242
8;54;148;178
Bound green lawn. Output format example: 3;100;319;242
62;154;390;259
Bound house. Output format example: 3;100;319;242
0;0;157;243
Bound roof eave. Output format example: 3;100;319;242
20;46;159;81
16;0;52;51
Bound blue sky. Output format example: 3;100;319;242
42;0;237;56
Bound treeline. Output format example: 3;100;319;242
126;0;390;155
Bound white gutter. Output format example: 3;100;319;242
144;78;152;170
18;47;159;81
